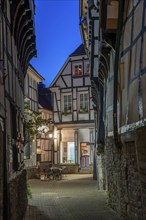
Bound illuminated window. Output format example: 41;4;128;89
85;63;90;75
73;64;82;76
62;142;75;164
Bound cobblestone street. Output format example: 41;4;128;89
24;174;120;220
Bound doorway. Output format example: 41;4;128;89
80;142;90;169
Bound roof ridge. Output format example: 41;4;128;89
69;44;86;57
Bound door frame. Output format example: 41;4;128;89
80;142;90;168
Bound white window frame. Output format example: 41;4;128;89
72;62;83;76
61;142;75;164
79;92;89;113
84;61;90;75
63;94;72;114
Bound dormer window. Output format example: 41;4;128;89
73;63;83;76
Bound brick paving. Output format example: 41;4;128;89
24;174;121;220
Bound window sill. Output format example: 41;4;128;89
79;112;88;114
79;109;88;114
62;112;72;116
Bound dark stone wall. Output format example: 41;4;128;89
0;127;3;220
9;170;28;220
96;154;106;190
105;128;146;220
136;127;146;219
26;167;39;179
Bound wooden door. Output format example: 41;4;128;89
80;143;90;168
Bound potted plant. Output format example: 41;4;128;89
79;107;88;113
62;107;71;116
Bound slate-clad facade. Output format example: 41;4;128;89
50;45;95;173
0;1;36;219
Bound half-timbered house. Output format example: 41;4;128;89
24;65;44;168
80;0;146;219
37;83;53;165
50;44;95;173
0;1;36;219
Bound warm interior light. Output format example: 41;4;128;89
49;133;53;139
54;131;57;139
37;148;45;154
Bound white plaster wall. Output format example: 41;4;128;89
61;130;74;142
73;78;83;87
54;90;61;112
62;114;72;122
73;88;77;98
85;77;91;86
54;90;61;122
90;110;95;120
77;87;88;92
62;62;71;75
61;88;72;93
78;128;90;142
53;95;57;110
63;75;71;87
73;111;77;121
55;77;65;88
78;113;89;120
54;112;60;123
73;100;76;111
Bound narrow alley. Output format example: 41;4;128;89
24;174;120;220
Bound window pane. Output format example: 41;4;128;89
73;64;82;76
61;142;75;164
64;96;67;103
67;142;75;163
80;94;83;101
85;94;88;109
64;95;72;112
78;65;82;75
79;93;88;112
85;63;90;75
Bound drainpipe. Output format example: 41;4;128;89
113;0;124;147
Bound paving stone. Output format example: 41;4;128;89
23;174;121;220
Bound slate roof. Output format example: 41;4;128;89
49;44;87;88
38;83;52;111
69;44;86;57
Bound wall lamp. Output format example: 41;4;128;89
49;133;53;139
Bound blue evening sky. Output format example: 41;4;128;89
30;0;82;87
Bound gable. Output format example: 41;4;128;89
49;57;71;88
